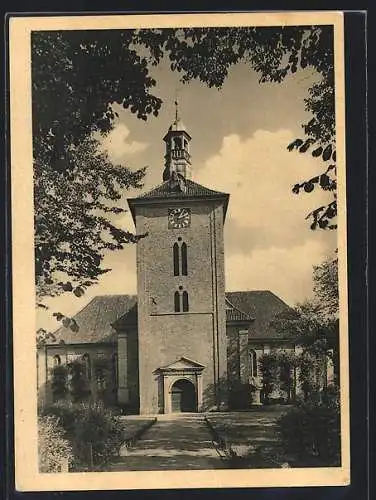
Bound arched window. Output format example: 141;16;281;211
181;242;188;276
182;291;189;312
82;353;91;381
173;243;180;276
250;350;257;378
174;291;181;312
53;354;61;367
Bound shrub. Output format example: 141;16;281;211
38;414;73;472
259;351;296;403
51;365;68;401
40;400;82;434
73;402;124;466
41;400;125;469
68;359;91;402
277;397;341;467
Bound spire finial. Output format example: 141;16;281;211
174;88;180;123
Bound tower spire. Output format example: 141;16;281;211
163;99;192;182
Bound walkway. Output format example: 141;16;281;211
108;414;226;471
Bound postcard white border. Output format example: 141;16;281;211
9;11;349;491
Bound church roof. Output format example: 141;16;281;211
51;294;137;344
225;297;254;323
128;179;230;221
47;291;292;345
133;179;229;201
226;290;292;339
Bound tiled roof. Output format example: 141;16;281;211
48;290;292;345
225;291;292;339
112;303;138;330
51;295;137;345
225;297;253;323
134;179;229;200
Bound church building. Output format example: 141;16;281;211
37;110;313;414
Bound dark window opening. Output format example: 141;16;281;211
174;291;181;312
173;243;180;276
181;242;188;276
182;291;189;312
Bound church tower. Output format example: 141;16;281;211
128;107;229;414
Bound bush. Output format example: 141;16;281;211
51;365;68;401
277;397;341;467
38;414;73;472
41;400;125;469
68;359;91;402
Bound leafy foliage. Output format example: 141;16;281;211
270;255;340;396
35;136;147;301
51;364;68;401
67;358;91;402
36;328;58;346
259;351;297;403
32;30;161;163
38;414;74;472
92;356;115;404
313;255;339;318
32;30;157;306
41;400;125;469
277;397;340;467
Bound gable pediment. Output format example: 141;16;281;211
158;356;205;372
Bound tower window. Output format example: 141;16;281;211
174;291;181;312
173;241;188;276
182;291;189;312
181;242;188;276
173;243;180;276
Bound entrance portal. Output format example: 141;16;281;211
170;379;197;413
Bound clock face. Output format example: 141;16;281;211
168;208;191;229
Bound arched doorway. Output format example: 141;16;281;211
170;379;197;413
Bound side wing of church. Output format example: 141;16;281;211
37;111;334;414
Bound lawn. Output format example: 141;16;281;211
205;406;291;468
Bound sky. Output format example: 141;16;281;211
37;54;337;331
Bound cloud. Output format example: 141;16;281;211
37;246;137;332
100;123;148;163
200;129;334;234
225;240;330;306
198;129;337;303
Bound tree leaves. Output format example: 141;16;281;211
306;201;337;231
312;146;323;157
52;312;80;332
287;139;303;151
73;286;84;298
322;144;332;161
34;136;147;301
